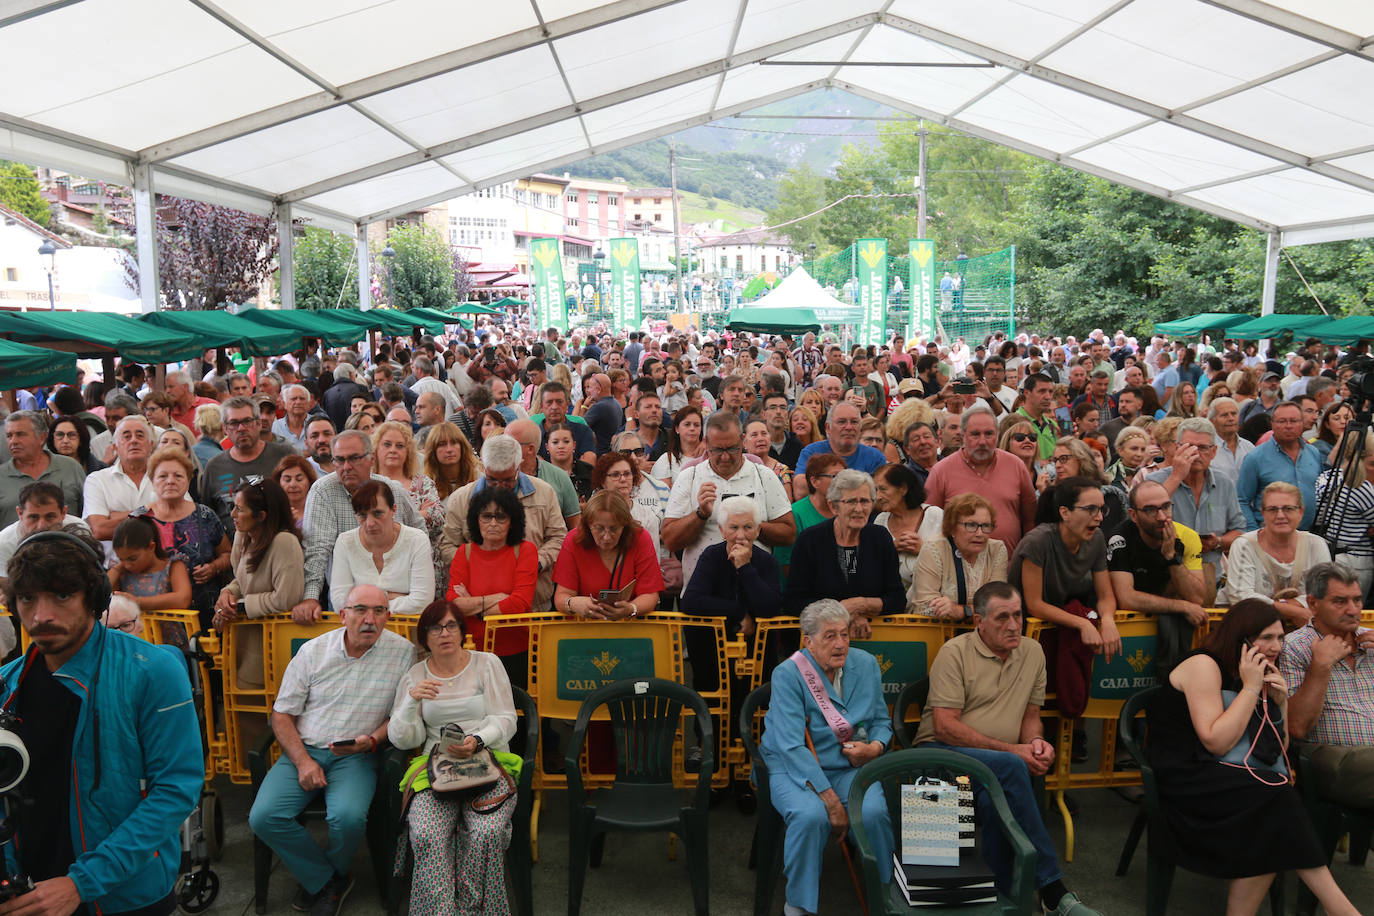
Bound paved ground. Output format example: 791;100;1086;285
198;774;1372;915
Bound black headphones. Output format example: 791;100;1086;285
15;529;111;614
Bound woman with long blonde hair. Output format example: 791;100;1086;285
423;422;481;502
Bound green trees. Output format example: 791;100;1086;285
380;223;455;311
0;161;51;227
294;227;358;310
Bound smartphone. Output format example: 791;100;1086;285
953;379;976;395
331;738;357;748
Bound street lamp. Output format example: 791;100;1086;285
592;246;606;314
381;244;396;308
37;239;57;311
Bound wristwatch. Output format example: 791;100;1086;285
471;734;486;752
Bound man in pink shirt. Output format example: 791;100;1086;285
924;404;1037;550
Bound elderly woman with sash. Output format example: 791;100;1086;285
760;598;892;916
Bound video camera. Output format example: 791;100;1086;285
1343;355;1374;416
0;712;34;901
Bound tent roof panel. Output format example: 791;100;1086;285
362;46;567;149
1189;168;1374;227
555;0;738;99
6;0;1374;242
1041;0;1325;110
166;107;415;196
956;73;1147;154
1188;56;1374;160
140;309;303;357
1073;121;1285;192
0;338;78;390
886;0;1119;61
236;0;540;87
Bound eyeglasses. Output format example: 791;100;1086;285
708;445;742;456
1009;433;1034;443
224;418;256;429
836;497;874;508
590;525;624;538
1261;505;1302;515
429;622;462;636
478;513;509;524
1071;504;1105;517
1134;503;1173;516
604;469;634;481
619;446;646;457
333;453;371;465
343;604;387;616
1051;455;1074;465
959;521;995;534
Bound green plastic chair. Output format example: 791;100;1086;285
382;684;540;916
739;683;781;916
1116;686;1283;916
846;747;1036;915
565;677;713;916
890;677;930;749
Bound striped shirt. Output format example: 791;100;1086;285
273;627;416;748
1313;468;1374;558
1280;623;1374;747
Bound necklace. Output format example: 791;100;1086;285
427;652;470;681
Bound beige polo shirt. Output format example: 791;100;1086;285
914;630;1046;747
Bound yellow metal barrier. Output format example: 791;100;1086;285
1025;611;1159;862
138;608;225;780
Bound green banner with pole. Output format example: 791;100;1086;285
610;238;641;330
530;238;566;331
857;238;887;347
909;238;936;342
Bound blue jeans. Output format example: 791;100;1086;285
248;745;380;894
922;742;1062;893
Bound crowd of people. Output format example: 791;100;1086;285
0;318;1370;916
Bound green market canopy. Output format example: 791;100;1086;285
0;311;204;363
1223;314;1335;338
141;309;303;357
1153;313;1256;337
1304;315;1374;345
0;338;78;390
725;306;822;335
235;308;378;348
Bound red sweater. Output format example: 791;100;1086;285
447;540;538;655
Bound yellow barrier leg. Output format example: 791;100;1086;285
1056;790;1075;862
531;790;542;864
668;834;677;862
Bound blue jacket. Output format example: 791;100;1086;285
761;647;891;792
1236;438;1323;531
0;625;203;912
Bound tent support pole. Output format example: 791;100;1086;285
102;356;116;389
150;364;165;393
1;391;15;411
1259;231;1280;355
277;204;296;310
357;224;371;311
132;164;160;314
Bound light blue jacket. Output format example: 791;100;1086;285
761;647;891;793
0;625;203;912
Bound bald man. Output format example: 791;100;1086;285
507;420;580;528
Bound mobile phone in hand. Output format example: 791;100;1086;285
331;738;357;748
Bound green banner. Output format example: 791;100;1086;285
853;640;928;701
530;238;567;331
555;637;656;701
856;238;887;347
908;238;936;343
609;237;641;330
1090;636;1159;699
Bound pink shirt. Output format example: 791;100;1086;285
924;449;1038;550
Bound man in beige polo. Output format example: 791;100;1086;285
914;582;1103;916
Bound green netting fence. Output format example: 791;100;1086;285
796;244;1016;345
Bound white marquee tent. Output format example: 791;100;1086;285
4;0;1373;313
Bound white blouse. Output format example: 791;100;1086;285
388;654;517;755
330;524;436;614
875;506;945;592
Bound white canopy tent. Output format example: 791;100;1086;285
4;0;1373;315
756;266;849;313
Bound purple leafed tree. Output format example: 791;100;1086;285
453;248;473;304
121;195;278;310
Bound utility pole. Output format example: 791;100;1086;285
670;136;683;313
917;120;928;237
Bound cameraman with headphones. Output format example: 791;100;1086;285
0;529;202;916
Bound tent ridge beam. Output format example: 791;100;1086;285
283;15;874;204
879;12;1374;196
185;0;342;96
136;0;689;164
1171;163;1290;195
354;80;826;225
708;0;751;116
0;0;84;29
835;79;1278;234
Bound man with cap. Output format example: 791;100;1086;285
1239;371;1284;424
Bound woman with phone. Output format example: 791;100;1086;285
1147;598;1359;915
552;490;663;621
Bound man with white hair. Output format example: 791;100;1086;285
166;369;218;435
438;436;567;613
409;355;462;416
272;384;314;453
321;362;369;431
83;415;164;561
1205;396;1253;484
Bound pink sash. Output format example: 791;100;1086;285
790;650;853;743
